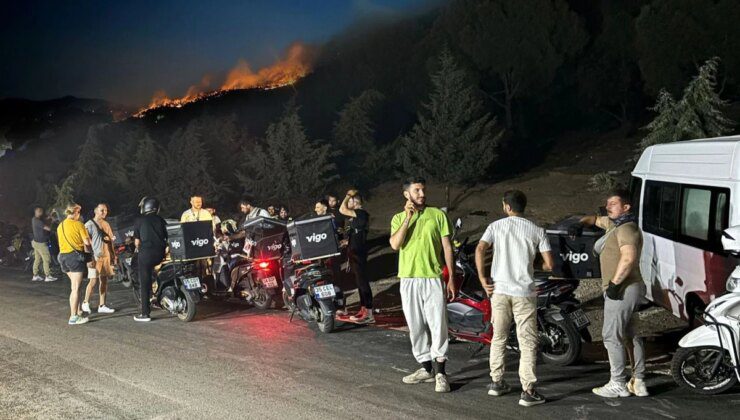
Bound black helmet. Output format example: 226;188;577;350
139;196;160;215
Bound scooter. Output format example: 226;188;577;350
671;226;740;394
130;253;203;322
445;218;591;366
282;258;345;333
113;237;136;287
210;236;284;309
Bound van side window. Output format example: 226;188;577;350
643;182;679;238
681;188;711;240
644;180;730;252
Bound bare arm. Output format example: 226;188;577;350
541;250;555;272
441;235;456;300
611;244;638;285
579;215;598;227
475;240;494;296
339;194;356;218
135;238;141;250
389;214;412;251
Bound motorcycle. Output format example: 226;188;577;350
671;225;740;394
113;237;136;287
445;218;591;366
210;233;284;310
130;253;203;322
281;258;345;333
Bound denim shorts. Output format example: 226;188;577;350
58;252;86;274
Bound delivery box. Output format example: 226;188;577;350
287;216;340;262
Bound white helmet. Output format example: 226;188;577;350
721;226;740;253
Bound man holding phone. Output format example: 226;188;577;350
475;190;554;407
390;177;456;393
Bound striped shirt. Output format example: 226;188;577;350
480;216;551;297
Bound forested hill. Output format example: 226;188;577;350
1;0;739;223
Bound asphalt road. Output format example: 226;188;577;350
1;268;738;420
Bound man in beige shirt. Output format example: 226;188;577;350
575;188;648;398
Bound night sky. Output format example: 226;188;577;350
0;0;436;106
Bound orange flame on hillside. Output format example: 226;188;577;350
135;42;314;117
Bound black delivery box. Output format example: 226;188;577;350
546;216;604;279
166;220;214;261
243;217;287;261
287;215;340;262
108;214;136;245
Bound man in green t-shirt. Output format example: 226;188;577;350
390;177;456;393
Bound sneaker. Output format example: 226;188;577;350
435;373;451;393
81;302;91;314
487;380;511;396
350;308;376;324
98;305;116;314
134;314;151;322
349;307;366;320
68;315;89;325
402;368;435;384
519;389;546;407
31;275;43;282
44;276;58;282
627;377;649;397
592;380;630;398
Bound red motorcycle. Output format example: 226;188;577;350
444;218;591;366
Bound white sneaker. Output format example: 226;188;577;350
32;275;43;281
402;368;435;384
98;305;115;314
44;276;58;282
592;380;630;398
81;302;91;313
435;374;451;393
627;378;649;397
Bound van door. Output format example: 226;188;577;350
640;180;732;319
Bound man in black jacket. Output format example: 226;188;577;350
133;197;168;322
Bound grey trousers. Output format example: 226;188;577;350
400;278;449;363
602;281;646;383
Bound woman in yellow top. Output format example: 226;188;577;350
57;203;94;325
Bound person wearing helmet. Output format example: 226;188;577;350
133;197;168;322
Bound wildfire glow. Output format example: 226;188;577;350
135;43;314;117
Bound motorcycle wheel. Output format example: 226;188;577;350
317;309;335;333
540;317;581;366
252;288;274;310
672;346;738;395
177;286;197;322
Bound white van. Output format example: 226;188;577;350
631;136;740;321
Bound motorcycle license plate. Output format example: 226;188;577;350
183;277;201;290
261;276;278;289
314;284;336;299
569;309;590;329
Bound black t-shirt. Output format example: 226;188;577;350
329;208;346;230
31;217;50;243
348;209;369;254
134;214;168;253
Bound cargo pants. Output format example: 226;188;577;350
490;293;538;391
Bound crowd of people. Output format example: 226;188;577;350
28;175;647;407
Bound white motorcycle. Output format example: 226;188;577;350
671;226;740;394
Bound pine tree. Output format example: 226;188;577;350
128;134;161;201
66;125;107;205
157;125;223;216
52;175;76;212
397;47;502;207
237;101;338;208
677;57;734;139
637;57;735;158
332;90;384;185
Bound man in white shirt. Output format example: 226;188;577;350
475;190;554;407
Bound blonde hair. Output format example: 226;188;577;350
64;203;82;217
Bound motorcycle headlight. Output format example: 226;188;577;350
726;277;740;293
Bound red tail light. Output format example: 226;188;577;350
253;260;270;270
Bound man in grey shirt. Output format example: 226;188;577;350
475;190;554;407
31;206;56;282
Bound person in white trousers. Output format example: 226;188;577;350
390;177;456;393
